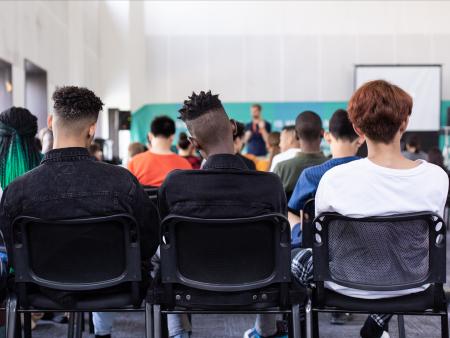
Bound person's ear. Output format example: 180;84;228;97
230;119;237;137
399;117;409;134
324;131;332;145
47;114;53;130
148;132;154;142
353;135;366;149
188;136;201;151
352;124;365;138
88;123;96;140
320;128;324;138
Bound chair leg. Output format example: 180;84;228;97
145;302;154;338
291;304;301;338
23;313;32;338
73;312;82;338
67;314;74;338
153;305;161;338
312;312;319;338
6;295;17;338
305;298;312;338
441;313;449;338
397;314;406;338
88;313;94;334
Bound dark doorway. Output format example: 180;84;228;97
0;58;13;112
25;59;48;131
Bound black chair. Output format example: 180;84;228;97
143;186;159;203
306;212;448;338
6;214;152;338
148;213;306;338
301;199;315;249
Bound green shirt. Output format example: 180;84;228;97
273;152;327;195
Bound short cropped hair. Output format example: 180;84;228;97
150;116;175;138
295;111;323;142
348;80;412;144
179;91;224;121
53;86;103;122
329;109;358;142
252;104;262;112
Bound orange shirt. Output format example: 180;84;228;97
128;151;192;187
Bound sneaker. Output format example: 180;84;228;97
244;328;288;338
380;332;390;338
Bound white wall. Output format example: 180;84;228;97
142;1;450;105
0;0;103;133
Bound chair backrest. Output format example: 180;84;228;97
301;198;315;249
313;212;446;291
160;213;291;292
143;186;159;201
12;214;142;291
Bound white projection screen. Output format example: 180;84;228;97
355;65;441;131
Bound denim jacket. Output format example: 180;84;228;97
0;147;160;262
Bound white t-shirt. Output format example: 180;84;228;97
270;148;301;172
315;158;449;299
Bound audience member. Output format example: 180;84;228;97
428;147;450;205
288;109;363;227
88;143;103;161
292;80;448;338
245;104;271;156
232;120;256;170
402;134;428;161
128;142;147;159
177;132;202;169
158;91;287;338
273;111;327;199
0;86;160;338
0;107;42;189
266;131;281;171
38;127;54;153
269;125;301;172
128;116;192;187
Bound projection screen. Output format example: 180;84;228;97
355;65;441;131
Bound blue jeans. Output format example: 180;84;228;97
92;312;114;336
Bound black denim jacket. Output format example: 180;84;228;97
0;147;160;262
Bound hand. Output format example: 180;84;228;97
258;120;266;130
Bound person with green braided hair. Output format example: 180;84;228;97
0;107;42;189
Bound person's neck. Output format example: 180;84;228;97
300;140;321;154
178;148;191;156
53;139;88;149
331;143;357;159
150;138;173;155
367;138;418;169
205;145;235;159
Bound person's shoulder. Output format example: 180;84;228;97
320;158;365;181
173;154;193;168
422;161;449;181
128;151;148;165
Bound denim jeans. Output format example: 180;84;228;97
92;312;114;336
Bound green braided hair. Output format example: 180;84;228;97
0;107;42;189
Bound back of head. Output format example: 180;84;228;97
151;116;176;138
405;134;421;153
348;80;412;144
329;109;358;142
428;148;445;168
52;86;103;138
128;142;146;158
177;132;191;150
233;120;246;141
179;91;234;156
0;107;41;188
295;110;323;142
268;131;280;148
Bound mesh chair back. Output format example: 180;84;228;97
12;214;141;291
301;198;315;249
313;212;446;291
160;214;291;292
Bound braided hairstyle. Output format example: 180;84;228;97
0;107;42;188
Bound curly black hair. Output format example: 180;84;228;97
178;91;223;121
52;86;104;121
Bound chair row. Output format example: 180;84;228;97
2;211;448;338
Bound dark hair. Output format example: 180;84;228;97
232;120;246;140
348;80;412;144
52;86;103;122
88;143;101;155
295;111;323;142
179;91;224;121
405;134;421;153
178;132;191;150
428;147;445;169
151;116;176;138
0;107;42;188
128;142;146;158
329;109;358;141
252;104;262;112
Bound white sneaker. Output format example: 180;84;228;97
380;332;390;338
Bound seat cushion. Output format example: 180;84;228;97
315;285;446;313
